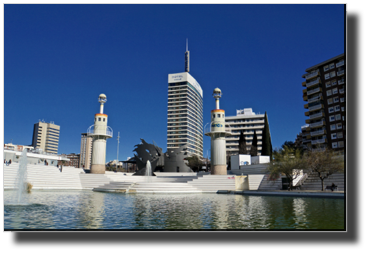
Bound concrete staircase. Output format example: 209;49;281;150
187;175;236;192
257;174;282;191
4;163;82;190
301;173;345;191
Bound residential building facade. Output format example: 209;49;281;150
31;121;60;154
225;108;267;156
302;53;345;152
166;46;203;158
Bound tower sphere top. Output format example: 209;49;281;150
98;94;107;104
213;88;222;99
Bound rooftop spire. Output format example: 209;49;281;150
185;38;190;72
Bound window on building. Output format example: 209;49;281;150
335;105;340;112
328;107;334;113
332;88;338;94
336;123;342;129
331;79;337;86
336;114;341;120
325;73;330;79
332;142;338;148
341;107;345;112
330;71;336;77
334;97;339;103
327;90;332;96
330;124;336;130
338;141;344;148
331;133;337;140
340;97;345;102
213;114;215;118
217;114;221;118
103;118;105;122
324;65;329;72
98;118;101;121
326;81;331;88
337;132;343;138
342;116;345;121
329;116;335;122
329;63;335;69
328;98;333;105
222;114;224;118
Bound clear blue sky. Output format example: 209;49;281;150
4;4;345;162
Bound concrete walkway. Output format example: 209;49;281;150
217;190;344;199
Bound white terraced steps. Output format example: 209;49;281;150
229;164;269;175
300;173;345;191
257;174;282;191
187;175;236;192
4;163;82;190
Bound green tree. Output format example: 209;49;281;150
304;148;344;191
267;146;307;190
185;155;204;172
261;112;273;159
250;130;258;156
238;130;247;154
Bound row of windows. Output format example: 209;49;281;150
332;141;344;148
327;97;344;105
330;123;344;131
94;117;106;122
328;105;345;113
331;132;344;140
226;119;264;123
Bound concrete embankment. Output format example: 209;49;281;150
217;190;344;199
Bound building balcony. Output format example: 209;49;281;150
311;129;326;137
309;104;323;112
87;125;113;138
307;87;321;95
337;70;345;76
302;81;306;87
338;80;345;85
309;111;324;119
336;60;345;68
339;88;345;94
303;95;308;101
302;88;307;94
304;103;309;109
308;94;322;104
306;119;310;124
305;111;309;116
306;78;321;88
311;138;327;145
305;70;319;80
310;120;325;128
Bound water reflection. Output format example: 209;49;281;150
4;191;345;230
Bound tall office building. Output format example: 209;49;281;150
302;53;345;152
80;133;93;169
167;42;203;158
225;108;268;156
31;121;60;154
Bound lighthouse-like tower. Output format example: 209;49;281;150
88;94;113;174
205;88;231;175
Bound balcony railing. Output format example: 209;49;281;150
309;112;324;119
308;94;322;103
306;78;321;88
311;138;326;144
307;87;321;95
310;120;325;128
338;80;345;85
305;70;319;80
311;130;325;137
337;70;345;76
309;104;323;111
336;60;345;68
87;125;113;138
204;123;232;135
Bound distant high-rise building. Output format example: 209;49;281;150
167;42;203;158
302;53;345;152
294;124;310;150
31;121;60;154
80;133;93;169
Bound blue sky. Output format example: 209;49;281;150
4;4;345;161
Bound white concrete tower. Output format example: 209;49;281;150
205;88;231;175
88;94;113;174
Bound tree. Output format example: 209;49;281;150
281;141;295;150
238;130;247;154
304;148;344;191
250;130;258;156
185;155;204;172
261;112;273;159
267;146;307;190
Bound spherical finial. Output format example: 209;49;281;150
213;88;222;99
98;93;107;104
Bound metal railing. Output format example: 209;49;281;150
305;70;319;80
309;104;323;111
87;125;113;137
336;60;345;68
308;94;321;103
310;120;324;128
204;123;232;135
311;138;326;144
337;70;345;76
306;78;320;88
311;129;325;137
309;112;324;119
307;87;321;95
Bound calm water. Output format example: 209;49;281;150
4;190;345;230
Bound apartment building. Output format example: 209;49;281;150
80;133;92;169
31;121;60;154
294;124;311;150
302;54;345;152
225;108;268;156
